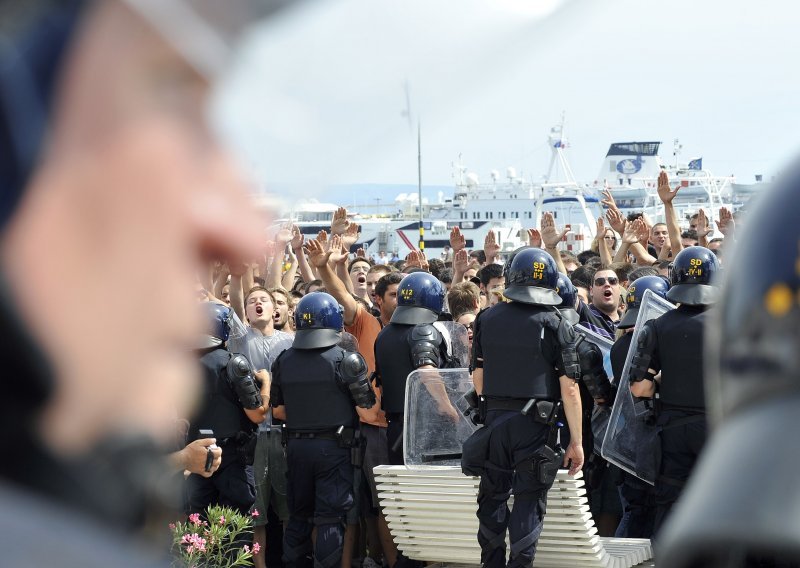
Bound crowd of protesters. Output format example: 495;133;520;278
184;166;737;567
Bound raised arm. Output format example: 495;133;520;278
596;217;613;267
541;212;569;275
452;248;468;284
695;209;713;248
483;230;501;264
306;238;359;326
229;262;249;323
291;226;314;284
657;170;684;256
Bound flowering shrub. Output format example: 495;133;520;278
170;506;261;567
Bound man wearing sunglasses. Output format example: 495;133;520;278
576;269;622;340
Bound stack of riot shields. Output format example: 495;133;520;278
403;323;474;466
601;290;675;484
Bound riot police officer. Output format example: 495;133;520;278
374;271;455;465
628;246;719;535
658;165;800;567
270;293;376;568
187;302;269;516
467;248;584;568
611;274;669;539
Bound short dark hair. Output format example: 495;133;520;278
469;249;487;265
627;212;644;222
367;264;393;277
245;286;275;305
570;265;596;289
560;251;580;267
628;266;659;281
438;267;453;285
304;279;322;294
348;257;372;273
681;229;698;240
393;260;406;272
375;272;403;300
608;262;634;283
427;258;445;280
253;276;265;287
584;256;603;269
447;281;480;321
577;250;600;266
477;263;504;288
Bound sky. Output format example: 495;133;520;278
215;0;800;205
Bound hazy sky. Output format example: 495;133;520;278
216;0;799;199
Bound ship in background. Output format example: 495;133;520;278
274;129;765;260
278;121;605;259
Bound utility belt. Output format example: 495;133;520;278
283;426;366;468
218;430;258;466
484;397;561;426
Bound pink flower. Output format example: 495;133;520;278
188;513;201;525
251;508;260;518
182;532;207;554
218;516;226;525
253;542;261;555
243;545;251;554
168;523;176;531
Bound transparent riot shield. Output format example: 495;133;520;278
433;321;470;368
601;290;676;484
403;368;477;466
227;312;293;372
576;328;615;456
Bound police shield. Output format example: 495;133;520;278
403;368;477;466
601;289;676;484
576;328;615;456
227;313;293;372
433;321;470;368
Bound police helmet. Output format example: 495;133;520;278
658;165;800;566
391;272;445;325
617;275;670;329
199;302;233;349
555;273;579;325
665;246;720;306
293;292;344;349
503;247;561;306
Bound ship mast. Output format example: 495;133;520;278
544;112;577;186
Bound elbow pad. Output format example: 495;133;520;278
578;339;612;400
409;324;443;368
338;352;376;409
628;322;657;384
227;354;264;410
550;314;580;380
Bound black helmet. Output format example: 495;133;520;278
391;272;445;325
293;292;344;349
503;247;560;306
658;164;800;566
665;246;720;306
618;275;670;329
555;273;579;325
199;302;233;349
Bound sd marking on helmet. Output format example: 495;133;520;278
532;261;546;281
688;258;703;278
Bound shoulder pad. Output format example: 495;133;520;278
227;353;252;380
340;351;368;379
409;323;442;344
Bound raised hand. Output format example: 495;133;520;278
316;229;329;251
605;207;627;235
527;228;542;248
454;248;469;274
341;222;360;251
331;206;350;236
717;206;735;236
622;219;640;245
634;218;651;244
290;225;304;252
304;239;333;269
406;250;429;271
483;230;501;262
356;247;366;259
541;212;569;249
596;216;606;237
328;234;349;265
449;226;466;252
601;187;618;210
275;222;293;245
696;209;713;238
657;170;679;204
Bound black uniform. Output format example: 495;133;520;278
646;305;709;533
374;322;448;464
610;332;656;539
471;302;566;568
271;345;359;568
187;347;259;515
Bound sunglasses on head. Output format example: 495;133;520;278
594;276;619;286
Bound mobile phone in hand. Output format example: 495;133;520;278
198;429;217;472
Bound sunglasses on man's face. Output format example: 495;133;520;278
594;276;619;286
